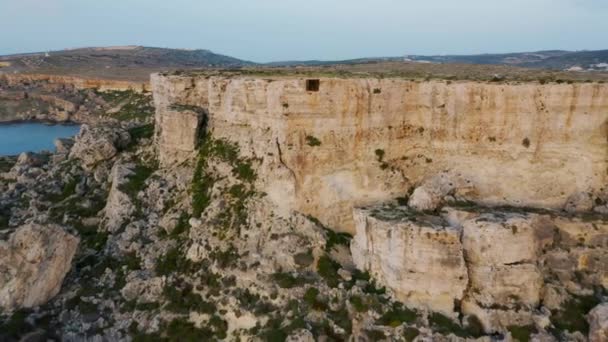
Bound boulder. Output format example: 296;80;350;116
588;303;608;342
0;223;79;310
69;125;130;170
564;191;595;214
408;171;475;212
351;204;468;314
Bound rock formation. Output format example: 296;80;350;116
588;303;608;342
0;224;79;310
152;74;608;234
69;125;131;170
351;204;468;315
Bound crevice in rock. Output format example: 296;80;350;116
275;137;298;194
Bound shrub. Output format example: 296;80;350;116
317;255;342;288
306;135;322;147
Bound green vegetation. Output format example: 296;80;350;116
46;175;80;202
164;283;216;314
550;293;600;336
429;313;483;338
306;215;352;251
127;124;155;148
508;325;536;342
375;149;385;161
349;295;369;312
375;149;389;169
377;302;418;327
303;287;327;311
316;254;342;288
155;246;197;276
305;135;322;147
191;135;256;233
0;310;33;341
119;163;155;202
272;272;311;289
96;90;154;122
403;327;420;341
0;156;16;173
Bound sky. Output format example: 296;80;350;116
1;0;607;63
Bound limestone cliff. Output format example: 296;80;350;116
152;74;608;234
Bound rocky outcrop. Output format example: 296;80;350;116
588;303;608;342
152;74;608;233
351;204;468;315
460;212;553;332
103;162;136;232
155;105;205;165
351;202;607;333
69;125;130;170
0;224;79;310
0;74;149;93
407;171;475;212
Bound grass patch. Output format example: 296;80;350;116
377;302;417;327
164;283;216;314
550;293;600;336
119;163;155;202
306;135;322;147
429;313;483;338
403;327;420;341
508;325;536;342
97;90;154;122
272;272;310;289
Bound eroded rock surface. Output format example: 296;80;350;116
351;204;468;314
70;125;130;170
152;75;608;233
352;202;607;334
588;303;608;342
0;223;79;310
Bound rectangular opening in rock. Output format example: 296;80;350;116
306;79;320;92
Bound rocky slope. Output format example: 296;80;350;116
0;72;606;341
0;74;153;124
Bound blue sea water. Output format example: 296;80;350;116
0;122;80;156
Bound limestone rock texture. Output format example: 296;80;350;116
70;125;131;170
351;204;468;315
351;203;608;333
587;303;608;342
103;162;136;232
0;223;79;310
152;74;608;234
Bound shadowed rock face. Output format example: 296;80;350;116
0;223;79;310
152;74;608;233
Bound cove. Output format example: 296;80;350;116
0;122;80;156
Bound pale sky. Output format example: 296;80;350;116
1;0;607;63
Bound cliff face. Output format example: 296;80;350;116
153;74;608;233
0;74;154;124
0;74;149;93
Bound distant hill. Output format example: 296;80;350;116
0;46;255;81
270;50;608;72
1;46;607;81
